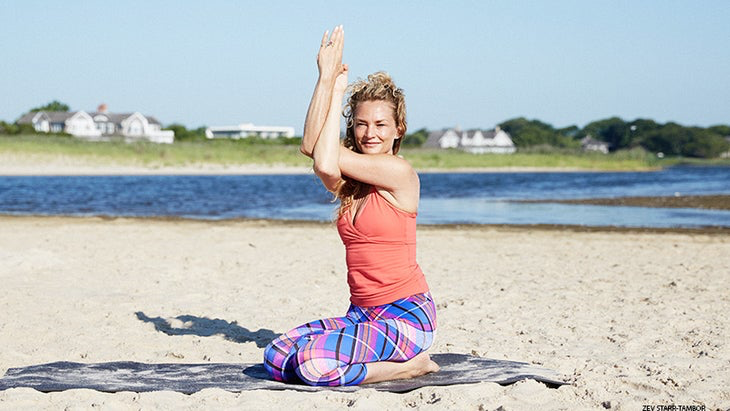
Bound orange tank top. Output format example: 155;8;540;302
337;188;430;307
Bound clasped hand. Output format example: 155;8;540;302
317;25;348;93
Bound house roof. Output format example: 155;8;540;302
89;112;160;125
423;130;444;147
18;110;163;127
481;130;497;139
16;112;37;124
94;112;134;124
17;111;76;124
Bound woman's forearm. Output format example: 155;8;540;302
302;25;344;158
301;76;334;158
313;89;345;189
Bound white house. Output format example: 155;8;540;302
18;111;101;138
205;123;295;139
580;135;609;154
424;127;516;154
91;105;174;143
17;104;174;144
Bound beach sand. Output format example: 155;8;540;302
0;216;728;409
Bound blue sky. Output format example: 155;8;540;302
2;1;728;133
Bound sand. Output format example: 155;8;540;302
0;216;728;410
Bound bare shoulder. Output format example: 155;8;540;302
376;166;420;213
339;149;418;192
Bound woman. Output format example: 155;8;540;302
263;25;439;386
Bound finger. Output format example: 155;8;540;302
331;26;342;49
336;33;344;56
328;25;338;45
320;30;329;47
335;25;344;45
330;26;342;47
338;26;345;51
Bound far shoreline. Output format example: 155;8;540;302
0;163;663;176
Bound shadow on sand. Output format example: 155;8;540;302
135;312;280;348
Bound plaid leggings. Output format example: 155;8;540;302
263;292;436;386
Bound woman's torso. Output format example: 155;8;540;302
337;187;429;307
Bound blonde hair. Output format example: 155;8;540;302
335;71;407;217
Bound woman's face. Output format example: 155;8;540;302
353;100;400;155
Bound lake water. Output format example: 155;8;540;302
0;165;728;228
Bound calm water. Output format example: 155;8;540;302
0;166;728;228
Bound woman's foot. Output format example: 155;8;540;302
407;352;440;378
362;352;440;384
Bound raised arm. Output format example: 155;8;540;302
312;67;348;191
301;26;344;158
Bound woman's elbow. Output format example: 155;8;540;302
313;161;340;179
299;144;313;158
314;163;341;191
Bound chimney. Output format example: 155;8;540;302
97;103;108;113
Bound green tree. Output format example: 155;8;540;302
0;121;15;134
629;118;661;135
623;118;659;149
640;123;729;158
164;123;206;141
641;123;691;156
683;129;729;158
0;121;37;135
17;123;36;134
30;100;70;112
499;117;554;147
557;125;580;138
402;127;428;146
708;124;730;137
499;117;577;148
581;117;637;150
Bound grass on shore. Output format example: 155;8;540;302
0;134;312;168
402;148;664;171
2;134;728;171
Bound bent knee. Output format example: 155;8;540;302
263;341;293;382
262;342;274;363
295;354;343;386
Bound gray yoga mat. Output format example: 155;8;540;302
0;353;567;394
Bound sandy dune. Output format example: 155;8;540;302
0;216;728;409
